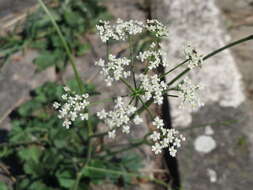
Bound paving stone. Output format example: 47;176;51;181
0;50;56;128
153;0;253;189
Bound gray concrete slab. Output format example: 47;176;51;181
153;0;253;189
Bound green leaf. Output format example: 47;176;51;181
33;51;58;71
30;181;54;190
0;181;8;190
64;9;84;27
17;100;42;117
76;43;90;56
57;170;75;188
18;146;42;163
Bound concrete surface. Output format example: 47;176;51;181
153;0;253;189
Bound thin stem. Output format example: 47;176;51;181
85;166;170;188
129;36;137;89
101;140;145;157
131;34;253;121
167;34;253;86
37;0;84;93
161;59;189;78
120;77;135;92
138;97;154;118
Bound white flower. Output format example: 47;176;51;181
96;19;168;43
169;147;177;157
95;54;131;86
63;86;71;92
53;102;60;109
62;94;68;100
122;125;130;134
137;50;161;70
133;115;143;125
150;131;160;141
97;97;137;137
53;88;90;128
152;116;164;129
146;19;169;38
184;44;203;69
108;130;116;139
97;109;108;119
152;142;162;154
63;119;71;129
177;77;203;108
96;19;144;42
139;74;167;105
150;117;185;157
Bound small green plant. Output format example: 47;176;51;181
0;82;146;190
0;0;109;71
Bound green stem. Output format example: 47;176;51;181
138;97;154;118
120;77;135;92
129;36;137;89
167;34;253;86
161;59;189;78
129;34;253;122
85;166;170;188
37;0;84;93
101;140;145;157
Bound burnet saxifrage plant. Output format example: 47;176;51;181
37;0;253;186
54;18;205;157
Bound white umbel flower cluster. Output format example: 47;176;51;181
97;97;142;138
96;19;144;42
139;74;167;105
146;19;169;37
95;54;131;86
184;44;204;69
96;19;168;43
53;87;89;129
177;77;203;108
137;42;169;70
150;117;185;157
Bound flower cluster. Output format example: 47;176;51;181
96;19;144;42
177;77;203;108
53;87;89;129
146;19;169;37
97;97;143;138
184;44;203;69
138;74;167;105
96;19;169;43
95;54;131;86
137;43;168;70
150;117;185;157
